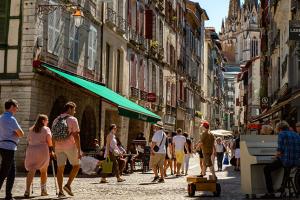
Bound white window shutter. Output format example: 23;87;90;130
69;18;75;60
53;8;61;55
88;25;97;70
48;11;55;53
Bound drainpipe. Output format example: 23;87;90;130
99;2;104;146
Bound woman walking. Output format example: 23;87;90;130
24;114;54;197
100;124;125;183
215;137;225;171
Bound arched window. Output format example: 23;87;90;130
251;37;258;58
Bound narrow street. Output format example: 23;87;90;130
8;157;242;200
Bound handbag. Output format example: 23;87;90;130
153;133;165;152
223;153;229;165
102;157;113;174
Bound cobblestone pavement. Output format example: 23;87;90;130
1;156;243;200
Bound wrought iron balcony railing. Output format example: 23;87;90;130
116;16;127;34
140;90;148;101
106;7;116;26
129;28;139;45
130;87;140;99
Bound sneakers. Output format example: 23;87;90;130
158;178;165;183
152;176;159;182
58;191;66;198
63;185;74;196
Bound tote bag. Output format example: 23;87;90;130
102;157;113;174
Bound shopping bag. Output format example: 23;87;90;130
102;157;113;174
223;153;229;165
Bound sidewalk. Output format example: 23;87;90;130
1;156;243;200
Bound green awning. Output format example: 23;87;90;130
42;63;161;123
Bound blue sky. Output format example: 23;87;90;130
196;0;244;33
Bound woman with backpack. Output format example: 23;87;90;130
24;114;54;198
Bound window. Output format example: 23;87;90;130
48;7;61;55
0;0;21;76
139;60;144;91
152;64;156;93
0;1;8;45
69;17;79;63
159;20;163;46
88;25;97;70
159;69;163;97
116;49;122;93
251;37;258;58
130;54;136;87
106;43;110;86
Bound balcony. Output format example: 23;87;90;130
138;35;148;51
140;90;148;101
158;47;164;60
106;7;116;27
116;16;127;35
129;28;139;45
130;87;140;99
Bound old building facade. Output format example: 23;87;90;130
0;0;214;169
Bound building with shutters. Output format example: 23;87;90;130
0;0;211;169
0;0;103;169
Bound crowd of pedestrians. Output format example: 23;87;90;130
3;98;298;199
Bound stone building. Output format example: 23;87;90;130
0;0;211;169
252;0;300;129
220;0;261;131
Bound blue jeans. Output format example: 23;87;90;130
0;148;16;199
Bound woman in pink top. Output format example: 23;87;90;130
24;114;54;197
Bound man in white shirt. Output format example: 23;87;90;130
150;121;166;183
173;128;188;176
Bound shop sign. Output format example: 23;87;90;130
147;93;156;102
289;20;300;40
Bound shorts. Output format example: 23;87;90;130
203;153;213;167
175;151;185;164
150;153;165;169
56;146;80;167
235;149;240;159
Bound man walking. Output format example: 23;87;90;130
199;121;216;180
0;99;24;200
52;102;81;197
173;128;188;177
150;121;166;183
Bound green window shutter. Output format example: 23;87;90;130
0;0;8;45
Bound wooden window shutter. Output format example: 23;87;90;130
136;1;139;33
145;9;153;39
128;0;132;25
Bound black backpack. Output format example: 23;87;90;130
52;116;70;141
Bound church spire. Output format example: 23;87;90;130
228;0;241;19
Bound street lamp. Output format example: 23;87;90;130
73;8;84;27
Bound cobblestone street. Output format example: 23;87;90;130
1;156;243;200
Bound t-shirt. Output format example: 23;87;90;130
201;132;215;154
151;130;166;154
215;143;224;153
173;135;186;151
0;111;22;150
52;113;80;150
184;138;192;154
